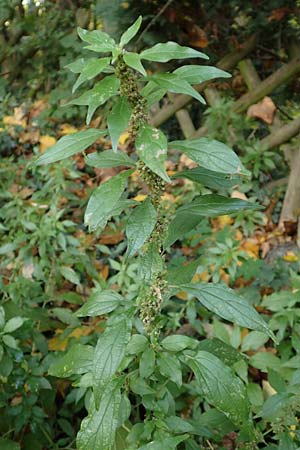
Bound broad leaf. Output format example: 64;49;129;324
174;65;231;84
69;75;120;124
48;343;94;377
136;124;170;182
182;283;275;340
186;351;250;426
166;195;258;246
93;318;131;406
126;198;157;256
75;290;122;317
76;381;121;450
140;41;208;62
148;73;205;104
141;81;166;106
172;167;240;190
120;16;142;47
85;150;135;168
127;334;149;355
108;96;132;152
139;348;155;378
161;335;198;352
170;138;247;175
77;27;116;53
0;438;20;450
72;57;111;93
123;52;147;76
158;352;182;386
84;170;132;231
139;241;164;283
36;129;104;165
198;338;243;366
139;435;188;450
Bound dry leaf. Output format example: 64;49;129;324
188;25;208;48
231;190;248;201
59;123;78;135
283;251;298;262
40;135;56;152
247;97;276;124
179;153;197;169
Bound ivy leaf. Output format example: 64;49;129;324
107;96;132;152
158;352;182;386
126;198;157;257
85;150;135;168
166;195;258;246
48;343;94;377
174;65;231;84
148;73;205;104
77;27;116;53
170;138;247;175
72;57;111;93
75;290;123;317
186;351;251;427
140;41;209;62
182;283;275;340
93;318;131;407
123;52;147;76
119;16;142;47
172;167;241;190
136;125;170;183
69;75;120;124
36;129;105;165
76;380;121;450
84;170;132;232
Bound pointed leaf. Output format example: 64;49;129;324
139;348;155;378
139;435;188;450
149;73;205;104
75;290;122;317
120;16;142;47
72;57;111;93
84;170;132;231
123;52;147;76
85;150;135;168
172;167;241;190
36;129;105;165
136;125;170;182
170;138;247;175
161;335;198;352
48;343;94;377
174;65;231;84
139;241;164;283
3;317;25;333
141;41;209;62
186;351;250;426
126;198;157;256
182;283;275;340
141;81;166;106
158;352;182;386
77;27;116;53
107;96;132;152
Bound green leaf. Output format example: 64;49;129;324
2;334;18;349
93;318;131;406
139;348;155;378
172;167;241;190
119;16;142;47
84;169;132;231
186;351;250;426
107;96;132;152
123;52;147;76
141;81;166;106
174;65;231;84
3;317;25;333
136;125;170;183
127;334;149;355
60;266;81;285
85;150;135;168
139;241;164;283
36;129;104;165
48;343;94;377
140;41;209;62
66;57;86;73
75;290;122;317
166;195;258;246
0;306;5;330
198;338;243;366
148;73;205;104
170;138;247;175
158;352;182;386
69;75;120;124
0;438;20;450
241;331;269;351
77;27;116;53
167;259;199;286
126;198;157;257
72;57;111;93
161;335;198;352
182;283;275;340
138;435;188;450
76;381;121;450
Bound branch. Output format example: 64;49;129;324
260;116;300;150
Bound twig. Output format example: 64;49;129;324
136;0;175;45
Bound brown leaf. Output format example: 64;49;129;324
188;25;208;48
247;97;276;124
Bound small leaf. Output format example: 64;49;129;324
126;198;157;256
85;150;135;168
60;266;81;285
3;317;25;334
148;73;205;104
158;352;182;386
186;351;250;426
136;124;170;182
3;335;18;349
172;167;240;190
48;343;94;377
77;27;116;53
36;129;105;165
123;52;147;76
140;41;209;62
84;170;132;232
174;65;231;84
139;348;155;378
75;290;122;317
161;335;198;352
120;16;142;48
182;283;275;340
170;138;247;175
127;334;149;355
107;97;132;152
72;57;111;93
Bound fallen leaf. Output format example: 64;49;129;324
268;7;290;22
231;190;248;201
133;194;147;202
59;123;78;135
283;251;298;262
40;135;56;152
247;97;276;124
188;25;208;48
